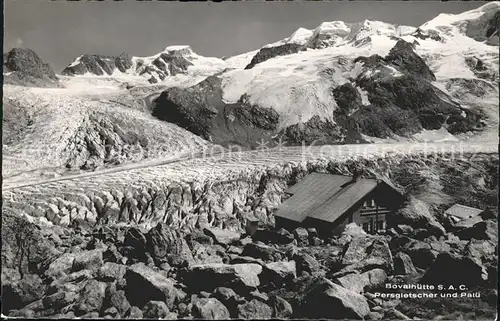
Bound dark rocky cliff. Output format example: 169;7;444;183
3;48;58;87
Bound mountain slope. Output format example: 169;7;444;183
148;3;499;147
419;2;500;45
3;48;59;87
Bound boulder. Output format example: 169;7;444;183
307;227;319;238
177;303;190;317
386;228;399;238
395;225;414;235
124;227;147;250
241;242;283;262
192;298;230;320
236;299;273;319
212;287;244;303
420;252;487;288
284;243;299;260
453;214;484;230
403;240;437;269
102;244;124;264
269;295;293;318
2;274;45;310
212;287;244;315
74;280;107;315
125;263;177;308
425;220;447;238
456;220;498;242
146;223;193;264
126;306;143;318
181;263;262;292
341;222;367;239
122;227;148;261
275;228;295;244
79;312;100;318
191;243;226;265
335;269;387;294
463;239;496;264
310;236;323;246
9;308;37;318
42;290;79;310
262;261;297;284
384;308;411;320
142;301;169;319
249;289;269;302
294;252;322;276
250;228;276;244
203;227;240;246
2;213;60;278
103;307;119;318
393;252;418;275
341;236;393;272
72;249;103;272
1;268;21;287
297;277;370;319
227;245;244;255
229;255;265;266
107;286;131;317
390;198;436;229
293;228;309;246
388;235;412;253
166;241;194;268
429;239;452;253
367;311;384;320
45;253;75;280
46;269;93;296
98;262;126;282
186;229;214;247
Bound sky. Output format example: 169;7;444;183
4;0;489;72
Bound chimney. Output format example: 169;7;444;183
352;169;363;182
341;169;364;188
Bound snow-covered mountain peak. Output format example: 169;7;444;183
62;46;227;84
315;20;351;33
419;1;499;44
266;19;416;50
288;27;314;42
162;45;194;56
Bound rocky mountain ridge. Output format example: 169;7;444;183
3;48;59;87
61;46;227;85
